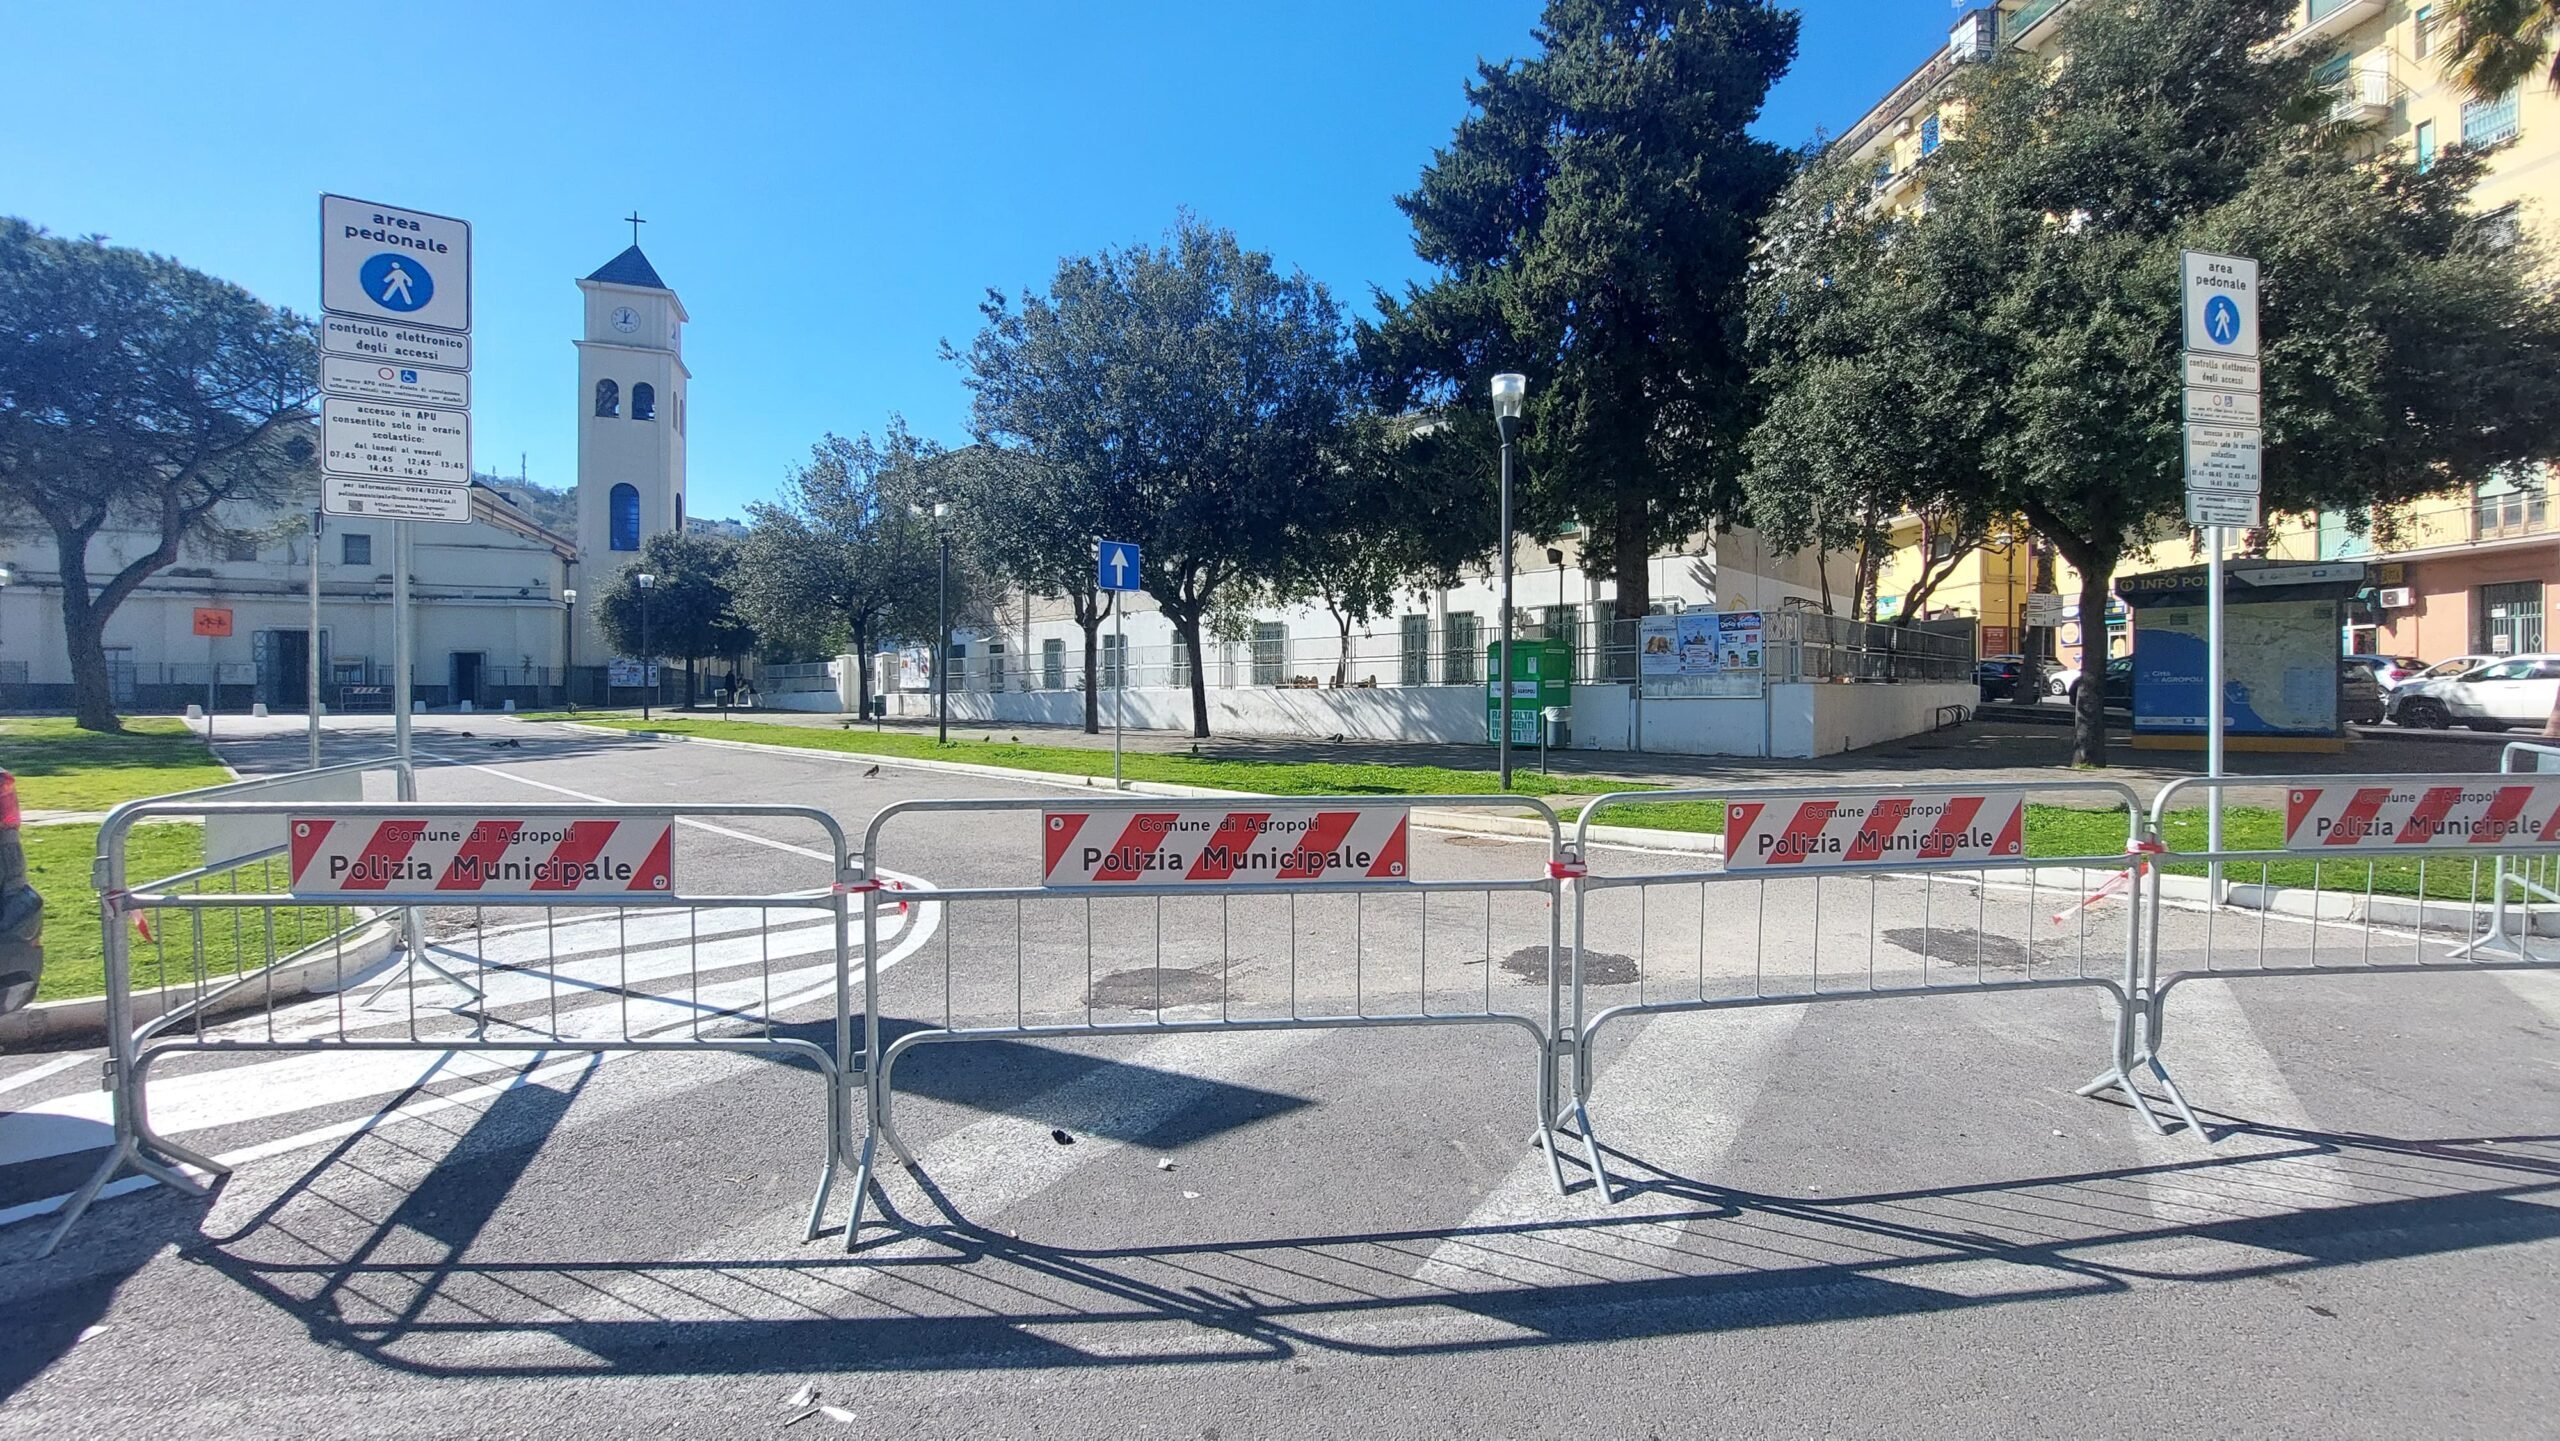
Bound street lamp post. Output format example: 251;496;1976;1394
635;572;655;720
1491;373;1527;790
560;586;578;712
933;501;952;745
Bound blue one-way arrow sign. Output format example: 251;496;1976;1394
1097;539;1141;592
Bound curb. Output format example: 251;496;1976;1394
0;916;398;1051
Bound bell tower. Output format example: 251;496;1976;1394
571;220;689;666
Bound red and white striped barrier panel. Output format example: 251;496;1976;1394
2281;781;2560;851
287;813;676;897
1041;805;1411;888
1724;791;2027;871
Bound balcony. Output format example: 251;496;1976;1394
2327;64;2395;124
2007;0;2072;49
2279;0;2386;54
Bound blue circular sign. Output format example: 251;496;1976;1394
2203;293;2242;347
358;252;434;313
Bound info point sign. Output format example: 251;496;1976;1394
1041;806;1411;888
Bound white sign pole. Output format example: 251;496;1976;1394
2207;525;2225;879
308;508;323;770
393;522;413;778
1113;600;1125;791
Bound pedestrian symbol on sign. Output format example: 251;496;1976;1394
2203;294;2241;346
359;253;434;313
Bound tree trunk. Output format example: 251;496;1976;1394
1610;487;1650;680
56;533;121;733
1334;609;1354;688
852;621;872;719
683;657;697;709
1178;612;1210;738
1080;610;1103;735
2070;560;2117;767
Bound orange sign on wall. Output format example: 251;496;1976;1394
192;607;234;638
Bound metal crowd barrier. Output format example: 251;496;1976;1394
2132;766;2560;1136
841;794;1581;1247
39;791;862;1258
1569;781;2162;1197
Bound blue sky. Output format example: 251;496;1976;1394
1;1;1955;522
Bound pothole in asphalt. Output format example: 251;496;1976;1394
1500;945;1641;986
1880;926;2033;969
1086;966;1228;1010
1440;835;1516;849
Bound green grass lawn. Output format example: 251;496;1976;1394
25;822;359;1003
0;716;231;812
529;714;1635;802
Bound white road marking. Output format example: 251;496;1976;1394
1406;1005;1807;1292
0;1054;86;1096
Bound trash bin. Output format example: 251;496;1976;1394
1542;706;1570;749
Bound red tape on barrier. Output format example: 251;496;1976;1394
2049;838;2162;925
1547;859;1587;880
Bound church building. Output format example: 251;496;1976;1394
0;236;688;714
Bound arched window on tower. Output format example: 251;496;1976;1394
594;379;620;418
609;483;641;551
632;382;656;420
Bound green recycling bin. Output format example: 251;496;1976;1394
1485;638;1571;745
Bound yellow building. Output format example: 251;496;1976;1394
1848;0;2557;672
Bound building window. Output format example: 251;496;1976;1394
1399;614;1431;685
341;533;372;566
1041;638;1065;690
1919;114;1940;155
2474;476;2548;537
595;379;620;417
2415;119;2436;173
1870;157;1892;191
1445;612;1480;685
2478;580;2545;655
2311;52;2350;88
2414;4;2434;60
674;395;683;434
1101;632;1126;689
1172;636;1192;688
675;492;684;532
2475;203;2522;250
2462;88;2521;146
223;537;258;562
1541;604;1581;681
1251;622;1287;687
609;483;641;551
987;641;1006;690
632;382;656;420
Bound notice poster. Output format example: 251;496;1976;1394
1718;612;1765;672
1638;615;1681;676
1676;614;1721;673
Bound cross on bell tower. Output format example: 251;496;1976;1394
624;211;645;247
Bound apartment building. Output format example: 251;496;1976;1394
1849;0;2556;672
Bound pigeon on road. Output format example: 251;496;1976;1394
861;765;881;778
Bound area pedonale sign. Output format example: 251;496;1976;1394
1041;805;1411;887
287;814;675;897
1723;792;2028;870
2282;782;2560;851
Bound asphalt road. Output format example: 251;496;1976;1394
3;716;2557;1438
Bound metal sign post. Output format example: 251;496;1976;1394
319;194;473;779
2181;250;2260;870
308;509;323;769
1097;539;1142;791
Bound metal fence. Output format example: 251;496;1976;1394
841;794;1590;1247
1565;781;2156;1197
973;610;1970;698
38;777;866;1258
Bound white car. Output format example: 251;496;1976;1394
2385;654;2560;731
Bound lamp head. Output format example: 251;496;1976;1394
1545;548;1564;566
1489;372;1527;421
635;573;655;591
561;586;577;605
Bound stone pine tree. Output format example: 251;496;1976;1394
955;218;1350;739
594;529;755;708
0;219;319;731
1745;0;2560;765
1363;0;1800;633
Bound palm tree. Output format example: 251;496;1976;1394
2436;0;2560;101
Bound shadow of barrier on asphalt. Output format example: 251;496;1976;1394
104;1052;2560;1380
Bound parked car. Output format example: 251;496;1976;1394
2338;659;2387;725
2385;654;2560;731
2064;656;2132;707
2342;654;2427;690
1976;653;2036;701
0;769;43;1017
